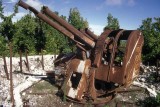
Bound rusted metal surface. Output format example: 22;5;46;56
79;29;94;41
93;30;112;68
18;0;91;50
61;59;91;101
19;0;95;48
18;0;144;105
42;6;95;48
85;28;98;41
123;31;144;86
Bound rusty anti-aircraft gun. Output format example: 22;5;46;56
18;0;144;104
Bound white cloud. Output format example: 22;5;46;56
4;11;12;16
12;12;27;22
128;0;135;6
2;11;27;22
11;0;17;2
5;0;18;4
105;0;135;6
26;0;43;11
1;0;44;23
105;0;123;6
63;0;70;4
89;24;105;35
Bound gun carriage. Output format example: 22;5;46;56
18;0;144;104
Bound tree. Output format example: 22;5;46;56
13;13;36;54
0;0;18;42
68;7;88;29
41;12;71;54
0;35;9;79
13;13;37;71
104;13;120;30
34;18;47;69
0;0;17;105
0;36;7;55
34;18;46;54
0;0;4;19
68;7;89;51
139;17;160;63
0;0;18;71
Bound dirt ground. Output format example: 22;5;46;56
21;77;151;107
0;56;159;107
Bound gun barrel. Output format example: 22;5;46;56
18;0;29;9
79;29;94;41
85;28;98;41
42;6;95;48
18;0;38;14
18;0;93;50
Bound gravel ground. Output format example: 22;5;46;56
0;55;56;107
0;55;159;107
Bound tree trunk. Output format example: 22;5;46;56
2;54;9;80
9;42;14;106
25;49;30;71
54;54;56;60
156;59;160;82
41;49;44;70
19;50;22;72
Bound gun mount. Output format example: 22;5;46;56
18;0;144;105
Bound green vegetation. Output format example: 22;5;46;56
0;1;87;56
138;93;160;107
139;17;160;64
0;0;18;57
0;36;7;56
13;13;37;54
104;13;120;30
31;81;56;93
0;0;160;65
68;7;88;29
104;13;160;64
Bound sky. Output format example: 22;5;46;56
1;0;160;35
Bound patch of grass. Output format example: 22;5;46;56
32;80;56;92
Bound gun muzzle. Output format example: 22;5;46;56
18;0;39;14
